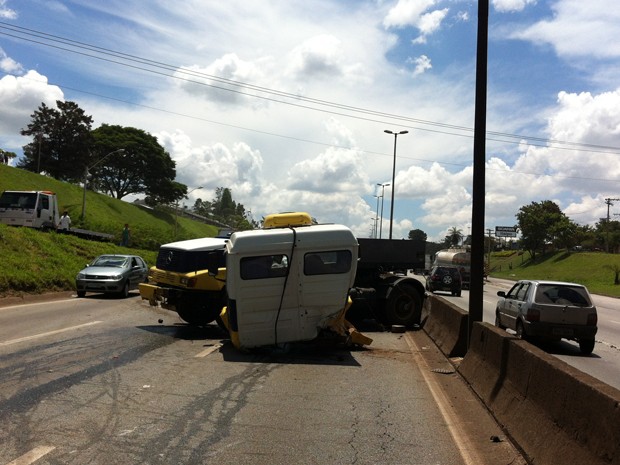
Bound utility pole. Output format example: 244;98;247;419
486;228;493;274
605;198;620;252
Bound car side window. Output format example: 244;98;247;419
516;283;530;301
506;283;522;299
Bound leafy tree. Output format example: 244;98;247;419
408;229;427;242
91;125;179;200
516;200;569;260
446;226;463;247
145;179;187;207
19;101;93;181
193;187;254;230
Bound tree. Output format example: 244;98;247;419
408;229;427;242
194;187;254;230
91;125;179;200
145;179;187;207
19;101;93;181
516;200;569;260
447;226;463;247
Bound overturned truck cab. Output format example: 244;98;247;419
218;222;372;350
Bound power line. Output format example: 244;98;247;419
2;21;620;156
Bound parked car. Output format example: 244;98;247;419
495;280;598;355
425;265;462;296
76;254;149;298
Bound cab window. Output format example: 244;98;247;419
241;254;288;280
304;250;352;276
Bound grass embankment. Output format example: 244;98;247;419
489;250;620;297
0;164;219;296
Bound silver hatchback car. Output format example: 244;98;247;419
495;280;598;355
76;254;148;298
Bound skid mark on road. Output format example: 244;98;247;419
5;446;55;465
0;321;102;346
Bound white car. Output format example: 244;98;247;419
495;280;598;355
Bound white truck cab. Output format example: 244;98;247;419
0;190;60;229
222;223;363;349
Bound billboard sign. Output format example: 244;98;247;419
496;226;517;237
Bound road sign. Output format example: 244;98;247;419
495;226;517;237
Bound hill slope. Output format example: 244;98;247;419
0;164;218;296
0;164;218;249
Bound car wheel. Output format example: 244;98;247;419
442;275;453;285
516;320;527;340
579;338;595;355
118;281;130;299
495;312;506;330
77;290;86;298
456;290;462;297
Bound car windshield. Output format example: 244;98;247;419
92;256;128;268
534;284;592;307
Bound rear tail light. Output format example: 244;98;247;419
587;312;598;326
526;308;540;322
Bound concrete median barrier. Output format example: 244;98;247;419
458;322;620;465
421;294;468;357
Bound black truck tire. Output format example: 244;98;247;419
176;294;224;326
385;283;422;327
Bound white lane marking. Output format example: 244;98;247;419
195;343;223;358
610;320;620;325
6;446;55;465
0;298;76;311
0;321;102;346
405;332;483;465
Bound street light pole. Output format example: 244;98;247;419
384;130;408;239
81;148;125;220
175;186;203;239
374;194;380;238
377;182;389;239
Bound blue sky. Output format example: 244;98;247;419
1;0;619;241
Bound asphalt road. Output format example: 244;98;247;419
0;292;525;465
425;277;620;391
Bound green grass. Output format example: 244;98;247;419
0;164;218;296
489;250;620;297
0;163;218;249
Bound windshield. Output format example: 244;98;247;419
0;192;37;209
534;284;592;307
92;256;128;268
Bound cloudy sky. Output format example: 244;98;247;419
1;0;619;241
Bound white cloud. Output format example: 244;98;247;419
0;0;16;19
0;70;64;136
384;0;448;43
513;0;620;59
492;0;536;13
408;54;432;76
0;47;23;74
383;0;436;28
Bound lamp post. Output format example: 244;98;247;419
384;130;408;239
373;194;380;238
81;148;125;220
377;182;389;239
175;186;203;239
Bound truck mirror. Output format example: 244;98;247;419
205;251;220;276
